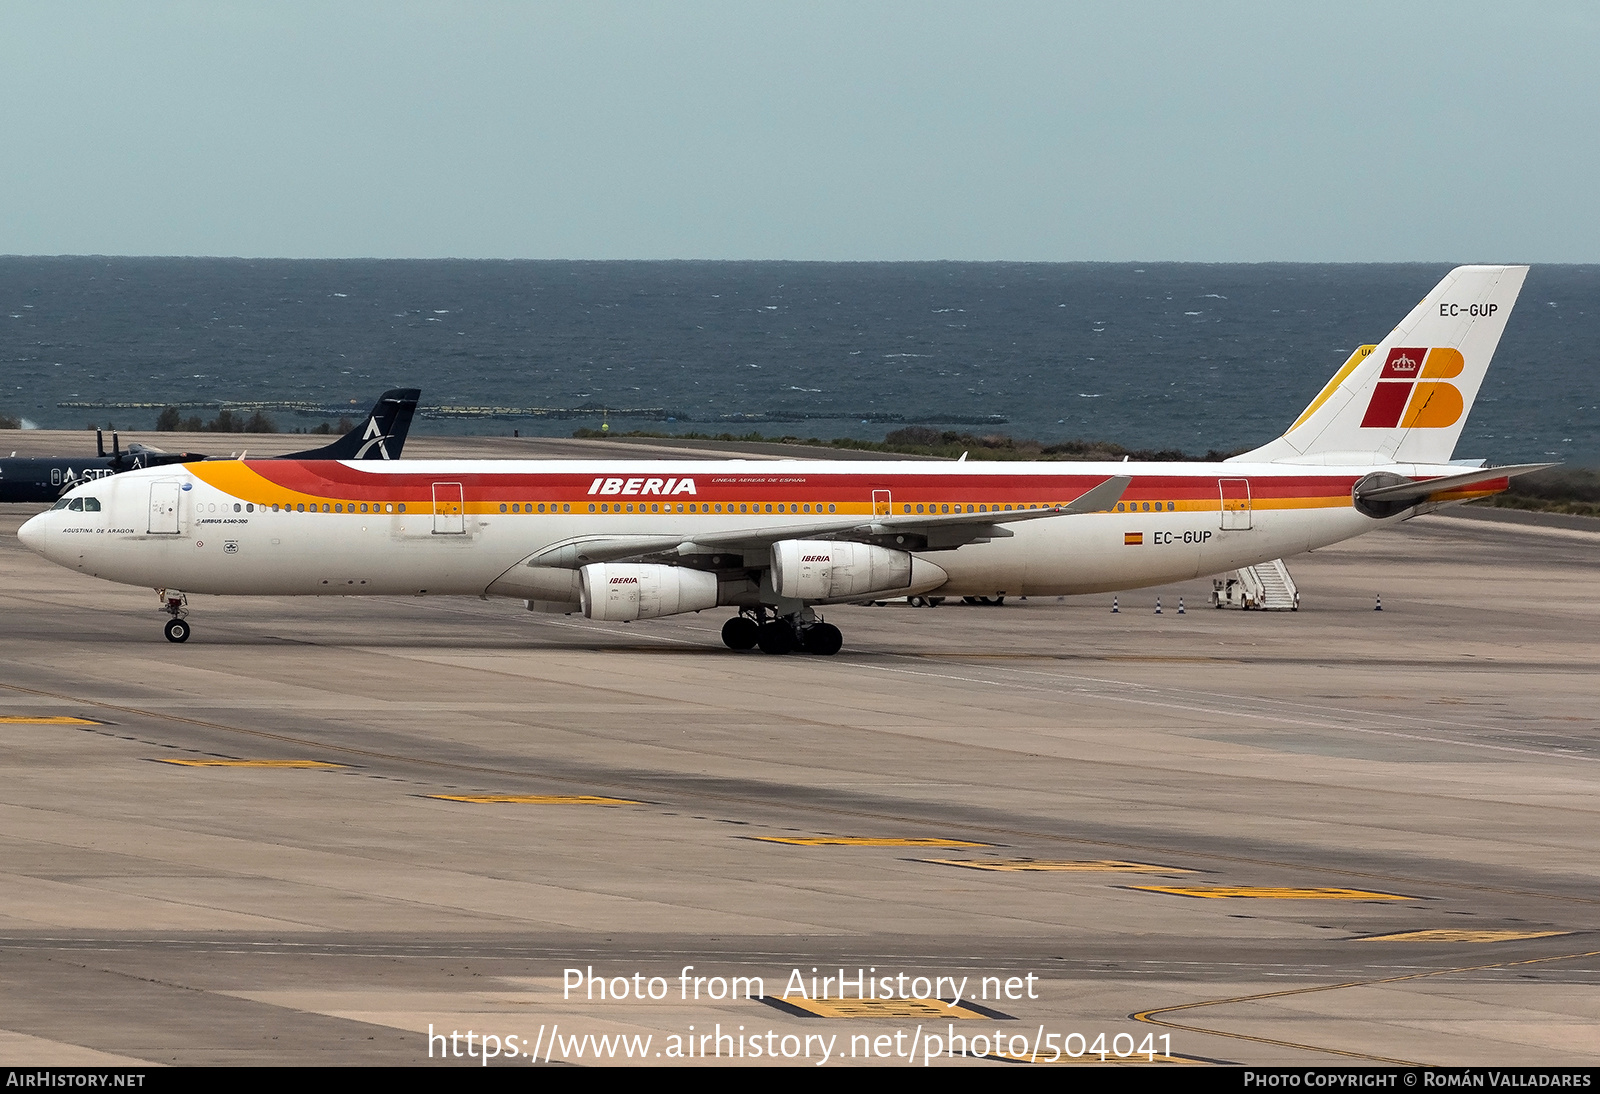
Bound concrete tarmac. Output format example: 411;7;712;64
2;443;1598;1067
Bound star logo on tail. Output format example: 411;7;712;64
353;416;393;459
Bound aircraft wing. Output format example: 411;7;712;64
125;443;211;466
525;475;1131;568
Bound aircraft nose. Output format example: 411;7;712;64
17;512;46;554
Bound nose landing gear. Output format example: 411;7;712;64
157;589;190;643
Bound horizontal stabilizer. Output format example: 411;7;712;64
1355;463;1555;506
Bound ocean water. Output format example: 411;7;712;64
1;258;1595;464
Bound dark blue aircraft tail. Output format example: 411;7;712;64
279;389;420;460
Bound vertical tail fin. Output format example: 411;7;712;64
278;388;421;461
1233;266;1528;465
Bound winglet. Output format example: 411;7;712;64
1061;474;1131;513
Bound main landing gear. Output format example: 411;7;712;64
721;609;842;656
157;589;190;643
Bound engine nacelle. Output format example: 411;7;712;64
770;540;913;600
580;563;719;621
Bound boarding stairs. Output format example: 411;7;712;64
1211;558;1299;611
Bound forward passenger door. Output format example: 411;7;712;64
148;481;182;534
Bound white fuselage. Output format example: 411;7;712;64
18;456;1443;604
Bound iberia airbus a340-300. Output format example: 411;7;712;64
19;266;1547;654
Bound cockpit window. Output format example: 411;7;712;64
84;497;101;512
68;498;83;511
51;497;72;510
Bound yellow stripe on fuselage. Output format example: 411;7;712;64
186;461;345;510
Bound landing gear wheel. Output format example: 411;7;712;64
164;618;190;643
721;616;759;650
756;621;795;655
802;623;843;656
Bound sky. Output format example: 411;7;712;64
2;2;1597;261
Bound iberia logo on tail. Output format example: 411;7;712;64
1360;347;1466;429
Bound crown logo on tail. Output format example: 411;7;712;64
1361;347;1466;429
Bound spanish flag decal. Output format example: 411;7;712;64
1124;532;1144;545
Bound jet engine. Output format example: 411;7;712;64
770;540;914;600
579;563;719;621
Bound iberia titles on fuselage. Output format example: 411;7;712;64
18;265;1547;655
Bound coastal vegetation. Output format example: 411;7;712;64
155;406;278;433
1473;467;1600;517
151;407;355;435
